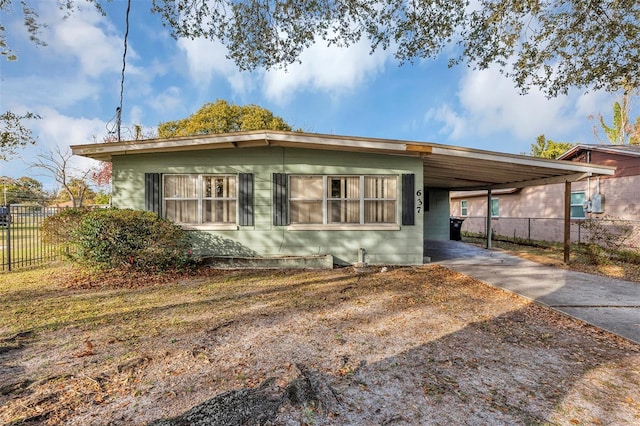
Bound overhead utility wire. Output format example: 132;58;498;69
117;0;132;142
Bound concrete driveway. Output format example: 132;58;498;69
425;240;640;345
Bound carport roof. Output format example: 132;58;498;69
71;130;615;191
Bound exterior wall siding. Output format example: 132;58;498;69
112;146;424;265
423;189;450;240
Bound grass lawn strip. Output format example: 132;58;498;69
0;265;638;425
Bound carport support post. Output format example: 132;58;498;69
564;181;571;264
486;189;492;249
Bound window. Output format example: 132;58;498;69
460;200;468;216
571;191;586;219
491;198;499;217
289;175;397;225
163;174;236;224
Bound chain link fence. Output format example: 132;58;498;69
460;216;640;249
0;205;70;272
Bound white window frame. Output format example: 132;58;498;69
491;198;499;218
570;191;587;219
288;175;400;230
163;174;238;230
460;200;468;216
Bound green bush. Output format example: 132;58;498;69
72;209;194;271
42;207;93;249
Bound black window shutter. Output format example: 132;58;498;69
402;174;415;225
238;173;254;226
273;173;289;226
145;173;161;215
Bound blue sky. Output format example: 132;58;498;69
0;1;620;190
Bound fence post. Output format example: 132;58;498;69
578;221;581;245
6;204;11;271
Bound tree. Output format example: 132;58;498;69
4;1;639;96
529;135;575;159
1;111;40;161
50;177;99;206
90;125;155;187
30;147;92;207
1;176;49;204
158;100;292;138
593;89;640;145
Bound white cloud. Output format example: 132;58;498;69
147;86;184;115
2;75;101;111
128;106;144;126
40;3;133;78
177;38;250;94
425;105;466;140
0;108;107;188
175;30;392;104
459;68;577;139
34;107;107;167
428;66;608;144
262;38;391;104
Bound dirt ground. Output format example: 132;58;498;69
1;265;639;425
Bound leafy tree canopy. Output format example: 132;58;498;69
1;176;49;204
1;111;40;161
3;1;639;96
158;100;292;138
593;90;640;145
529;135;575;159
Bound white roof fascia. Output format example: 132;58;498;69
262;132;408;152
558;144;640;160
71;131;410;158
429;146;615;175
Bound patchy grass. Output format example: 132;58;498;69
1;264;639;425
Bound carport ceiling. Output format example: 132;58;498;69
70;130;615;190
419;145;615;190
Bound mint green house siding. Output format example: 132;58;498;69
111;146;424;265
423;189;450;240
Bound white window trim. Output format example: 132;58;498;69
163;174;238;226
491;198;499;218
181;224;240;231
460;200;468;216
288;174;399;229
570;190;587;219
288;224;400;231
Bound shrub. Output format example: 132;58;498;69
73;209;194;272
579;217;634;264
42;207;93;251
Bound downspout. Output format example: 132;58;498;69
486;189;492;249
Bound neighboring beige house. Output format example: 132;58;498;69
450;145;640;245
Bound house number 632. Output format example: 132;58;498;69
416;190;423;213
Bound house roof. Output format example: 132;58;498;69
70;130;615;191
558;144;640;160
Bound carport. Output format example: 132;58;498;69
411;143;616;262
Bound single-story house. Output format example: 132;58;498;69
450;144;639;245
71;131;614;265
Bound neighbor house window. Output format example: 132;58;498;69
289;175;397;225
491;198;499;217
571;191;586;219
163;174;236;224
460;200;468;216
